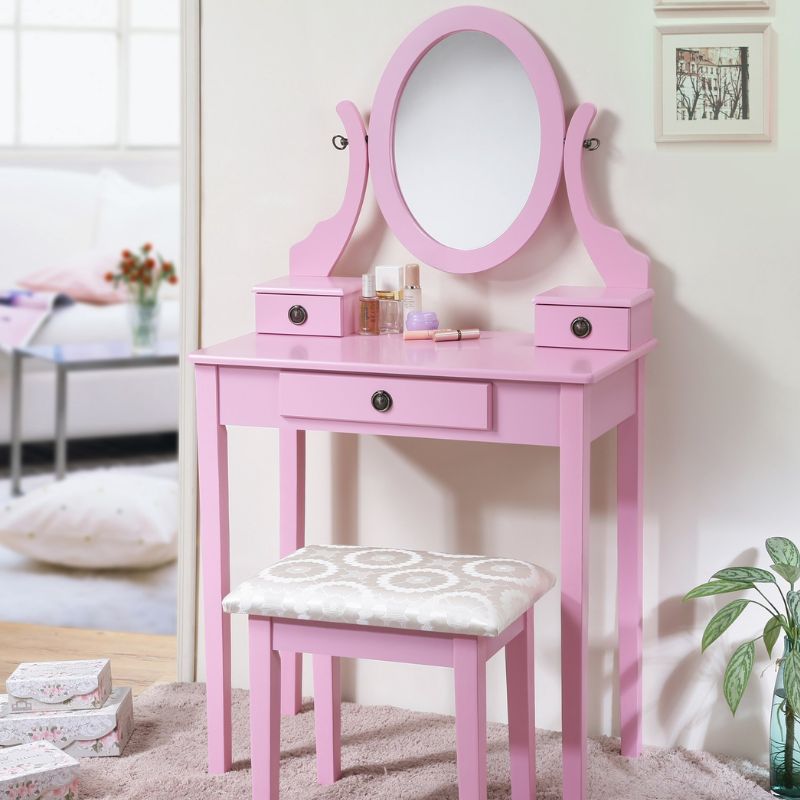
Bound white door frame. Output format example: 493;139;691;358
176;0;201;682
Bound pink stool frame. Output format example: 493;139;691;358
248;610;536;800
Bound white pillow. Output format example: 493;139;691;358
93;170;180;300
0;472;178;570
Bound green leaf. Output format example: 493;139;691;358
764;615;783;658
785;650;800;715
683;580;753;600
712;567;776;584
723;640;755;715
766;537;800;568
702;599;749;652
788;592;800;627
772;563;800;585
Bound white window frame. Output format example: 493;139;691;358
0;0;180;156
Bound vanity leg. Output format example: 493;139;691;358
560;384;590;800
195;365;232;774
279;427;306;716
618;359;645;758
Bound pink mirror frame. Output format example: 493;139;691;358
368;6;565;275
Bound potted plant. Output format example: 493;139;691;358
105;244;177;355
686;537;800;797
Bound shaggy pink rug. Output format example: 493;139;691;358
75;682;769;799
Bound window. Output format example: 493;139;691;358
0;0;180;148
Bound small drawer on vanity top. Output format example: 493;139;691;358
279;372;492;431
255;292;356;337
536;304;634;351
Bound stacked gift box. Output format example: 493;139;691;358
0;659;134;798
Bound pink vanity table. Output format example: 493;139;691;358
192;8;655;800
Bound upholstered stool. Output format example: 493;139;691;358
224;544;555;800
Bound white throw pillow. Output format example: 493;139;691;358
0;472;178;570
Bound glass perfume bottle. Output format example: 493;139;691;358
359;273;379;335
375;265;403;334
402;263;422;322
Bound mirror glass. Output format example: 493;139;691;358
393;31;541;251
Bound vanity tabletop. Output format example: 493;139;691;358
191;331;656;385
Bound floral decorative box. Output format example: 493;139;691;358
0;740;79;800
6;660;111;713
0;687;133;758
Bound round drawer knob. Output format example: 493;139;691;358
571;316;592;339
371;390;392;413
288;305;308;325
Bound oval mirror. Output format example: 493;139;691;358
369;7;565;274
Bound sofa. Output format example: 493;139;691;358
0;167;180;443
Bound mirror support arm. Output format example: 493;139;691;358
289;101;369;278
564;103;651;290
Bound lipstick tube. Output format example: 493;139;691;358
433;329;480;342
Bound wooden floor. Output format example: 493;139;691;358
0;622;177;697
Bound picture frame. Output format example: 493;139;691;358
655;23;772;142
655;0;770;9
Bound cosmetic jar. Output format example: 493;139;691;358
405;311;439;331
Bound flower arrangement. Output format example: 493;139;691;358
104;243;177;353
686;536;800;797
104;243;177;304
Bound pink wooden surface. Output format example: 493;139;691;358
190;330;656;385
249;617;280;800
255;293;351;337
273;617;455;667
506;609;536;800
564;103;651;290
253;276;362;296
289;101;368;278
312;655;341;784
368;6;564;274
559;384;591;800
618;359;645;757
534;285;653;308
453;636;488;799
279;429;305;716
535;304;632;351
194;364;232;775
279;372;492;431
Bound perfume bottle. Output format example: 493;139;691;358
402;263;422;322
359;273;379;335
375;265;403;334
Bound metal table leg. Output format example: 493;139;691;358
54;364;68;480
10;350;23;497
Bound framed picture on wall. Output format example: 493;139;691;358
655;0;769;9
655;24;772;142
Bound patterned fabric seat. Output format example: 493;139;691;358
223;544;555;637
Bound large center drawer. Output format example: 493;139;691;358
279;372;492;431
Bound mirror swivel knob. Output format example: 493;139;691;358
571;316;592;339
371;390;392;413
288;305;308;325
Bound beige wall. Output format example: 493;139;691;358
198;0;800;760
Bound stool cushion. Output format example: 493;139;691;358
223;545;555;637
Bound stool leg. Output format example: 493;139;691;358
506;610;536;800
454;637;488;800
250;617;281;800
313;654;341;784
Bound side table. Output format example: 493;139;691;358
9;340;179;496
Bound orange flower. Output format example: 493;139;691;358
104;272;114;282
121;249;131;258
168;275;178;284
143;275;152;286
145;258;155;270
142;243;153;253
162;262;173;272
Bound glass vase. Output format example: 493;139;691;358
128;300;161;355
771;638;800;797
